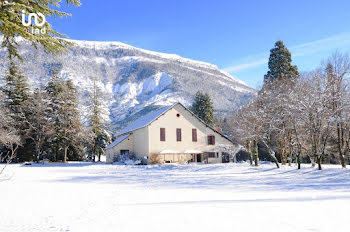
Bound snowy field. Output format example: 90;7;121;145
0;162;349;232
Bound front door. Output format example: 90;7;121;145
196;154;202;163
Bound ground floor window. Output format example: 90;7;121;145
208;152;216;158
120;150;130;156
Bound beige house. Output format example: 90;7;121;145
105;103;238;164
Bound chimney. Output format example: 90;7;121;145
215;125;221;132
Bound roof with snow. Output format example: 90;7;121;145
105;134;130;149
114;104;174;137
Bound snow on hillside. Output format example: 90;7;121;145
0;162;349;232
0;38;257;131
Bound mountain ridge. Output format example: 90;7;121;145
0;38;257;132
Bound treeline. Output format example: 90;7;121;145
225;41;350;170
0;61;110;163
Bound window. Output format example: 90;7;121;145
176;128;182;141
120;150;129;156
192;129;197;142
176;113;180;117
208;135;215;145
160;128;166;141
208;152;216;158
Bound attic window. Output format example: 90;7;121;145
176;113;180;118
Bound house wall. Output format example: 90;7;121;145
106;134;134;163
133;127;150;162
148;104;234;164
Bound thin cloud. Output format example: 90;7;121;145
223;32;350;73
224;58;267;72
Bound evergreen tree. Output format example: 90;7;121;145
46;74;85;162
59;79;85;162
264;40;299;83
0;89;21;167
45;72;63;161
2;60;32;161
87;78;110;162
26;88;54;162
191;91;214;126
0;0;81;60
3;60;29;116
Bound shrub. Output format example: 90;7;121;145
149;154;161;165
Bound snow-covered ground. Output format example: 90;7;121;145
0;162;349;232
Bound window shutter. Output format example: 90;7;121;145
208;135;215;145
176;128;182;141
160;128;165;141
192;129;197;142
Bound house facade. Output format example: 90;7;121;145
105;103;237;164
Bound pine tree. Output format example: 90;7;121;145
264;40;299;83
58;79;84;163
0;0;81;60
3;60;29;115
2;60;32;161
87;78;110;162
45;72;63;161
0;89;21;168
26;88;54;162
191;91;214;126
46;74;85;162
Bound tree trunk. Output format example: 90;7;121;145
35;142;41;163
98;153;101;162
288;152;292;166
297;154;301;169
253;139;259;166
280;147;287;165
261;141;279;168
317;156;322;170
312;154;317;167
63;146;68;163
337;125;346;168
246;140;253;166
271;155;280;168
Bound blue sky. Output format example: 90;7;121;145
52;0;350;88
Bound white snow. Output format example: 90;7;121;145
65;39;251;87
141;72;173;96
0;162;349;232
183;150;202;154
113;56;166;65
158;150;181;154
217;80;256;94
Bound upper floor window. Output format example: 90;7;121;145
160;128;166;141
208;135;215;145
192;129;197;142
176;128;182;142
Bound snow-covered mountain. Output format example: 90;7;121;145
0;39;256;131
